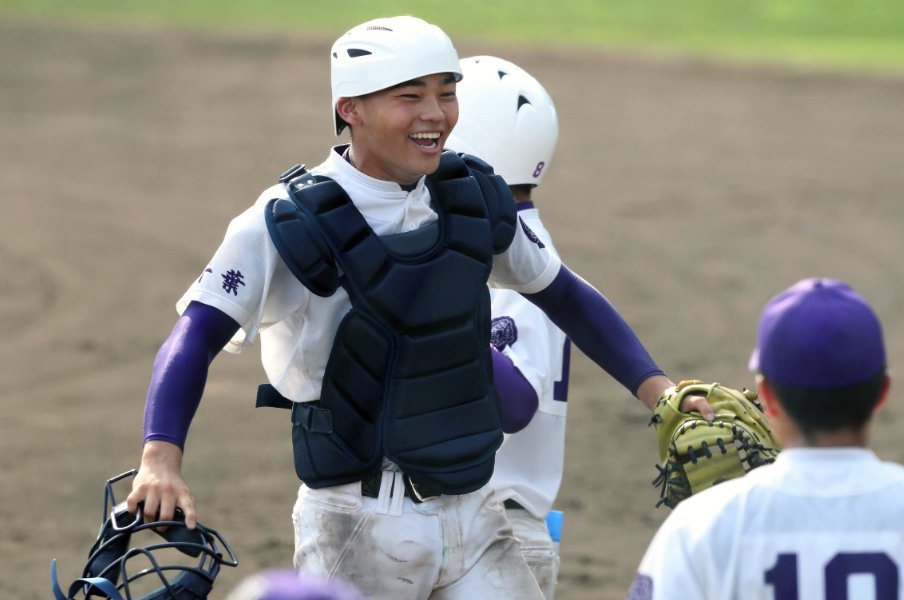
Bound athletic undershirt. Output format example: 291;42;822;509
143;302;239;449
491;348;539;433
525;266;663;395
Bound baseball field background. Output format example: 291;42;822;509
2;2;904;598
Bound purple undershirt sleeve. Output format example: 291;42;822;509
522;265;664;396
491;347;539;433
142;301;241;449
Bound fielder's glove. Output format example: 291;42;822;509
649;380;781;508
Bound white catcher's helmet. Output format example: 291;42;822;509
446;56;559;186
330;16;462;136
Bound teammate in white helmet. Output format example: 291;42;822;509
629;277;904;600
446;55;567;599
125;15;713;599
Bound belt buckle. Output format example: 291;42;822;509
405;476;439;503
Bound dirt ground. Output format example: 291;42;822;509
3;18;904;600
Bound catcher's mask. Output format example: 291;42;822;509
51;469;238;600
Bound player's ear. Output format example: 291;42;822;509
874;373;891;414
336;97;363;128
756;375;781;420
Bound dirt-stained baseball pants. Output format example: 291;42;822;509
505;508;560;600
292;470;545;599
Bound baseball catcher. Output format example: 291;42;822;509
650;380;781;508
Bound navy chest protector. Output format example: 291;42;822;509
260;152;517;497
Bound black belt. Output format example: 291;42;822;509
360;471;438;504
503;499;526;510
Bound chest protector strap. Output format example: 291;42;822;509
261;152;517;496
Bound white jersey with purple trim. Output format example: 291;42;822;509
488;207;569;520
176;146;561;404
629;448;904;600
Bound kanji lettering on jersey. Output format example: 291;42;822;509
221;269;245;296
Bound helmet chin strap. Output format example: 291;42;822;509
52;560;126;600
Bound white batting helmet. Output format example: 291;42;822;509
446;55;559;186
330;16;462;135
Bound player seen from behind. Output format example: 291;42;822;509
629;278;904;599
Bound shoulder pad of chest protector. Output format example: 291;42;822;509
264;164;341;297
448;152;517;254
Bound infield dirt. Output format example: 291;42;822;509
3;19;904;600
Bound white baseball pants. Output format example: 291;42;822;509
505;508;560;600
292;473;545;599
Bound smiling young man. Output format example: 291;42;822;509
127;15;711;599
336;73;459;183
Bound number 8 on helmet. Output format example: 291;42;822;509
445;55;559;188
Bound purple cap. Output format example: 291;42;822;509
749;278;885;388
226;569;365;600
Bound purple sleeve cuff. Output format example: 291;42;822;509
491;347;539;433
523;265;664;396
142;302;241;449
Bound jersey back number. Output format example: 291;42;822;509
766;551;899;599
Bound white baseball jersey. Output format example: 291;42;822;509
630;447;904;600
488;207;569;520
177;146;561;403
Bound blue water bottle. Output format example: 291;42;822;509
546;509;563;556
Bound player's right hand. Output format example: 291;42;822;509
126;440;197;529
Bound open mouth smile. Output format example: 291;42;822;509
409;132;442;148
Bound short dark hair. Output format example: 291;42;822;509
509;184;534;197
770;369;886;436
